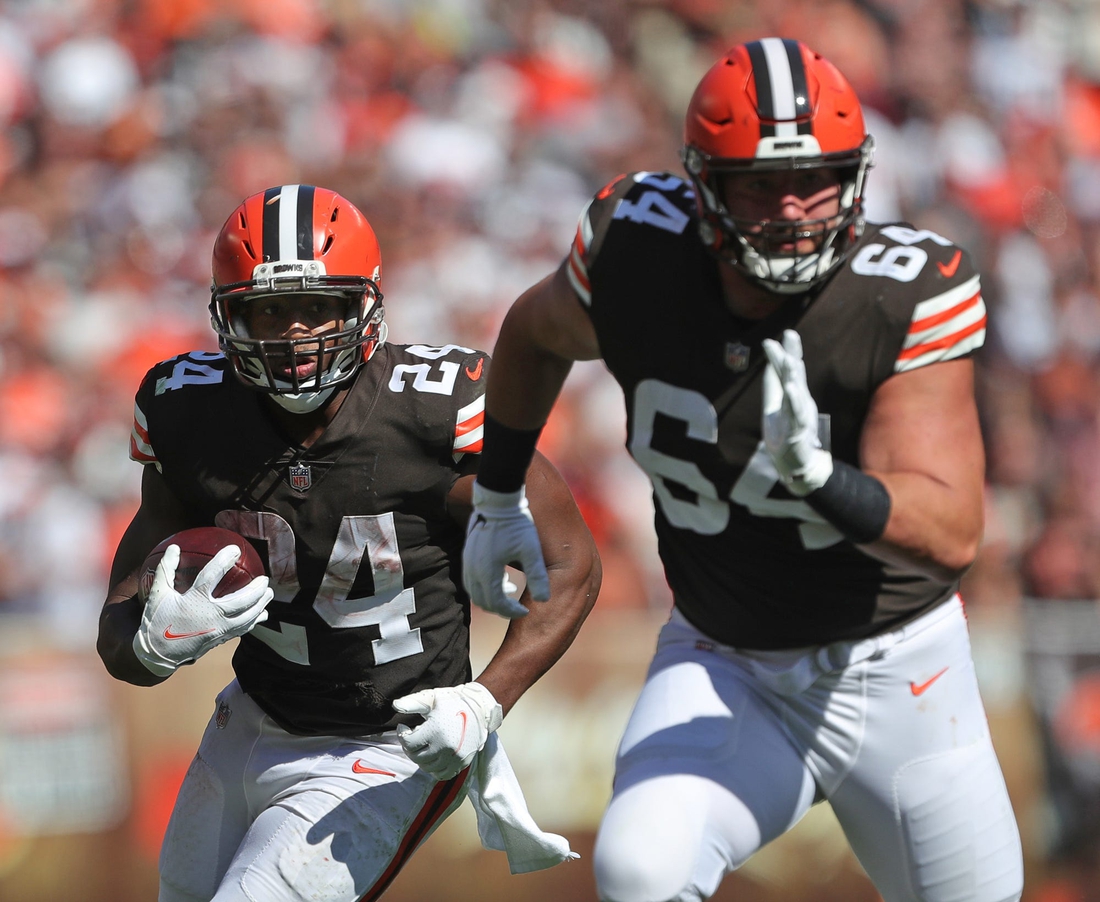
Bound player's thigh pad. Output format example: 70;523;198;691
159;681;467;902
835;738;1022;902
159;682;266;902
214;772;466;902
828;602;1023;902
594;626;816;902
220;747;463;901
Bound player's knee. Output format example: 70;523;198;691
595;866;703;902
594;826;703;902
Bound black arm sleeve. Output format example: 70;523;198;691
804;460;892;544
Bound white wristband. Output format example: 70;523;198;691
471;481;529;512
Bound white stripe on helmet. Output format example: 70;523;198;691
759;37;799;138
278;183;300;260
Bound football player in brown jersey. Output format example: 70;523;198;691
463;38;1023;902
97;185;601;902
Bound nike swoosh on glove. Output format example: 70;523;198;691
393;682;504;781
761;329;834;497
462;482;550;619
132;543;273;677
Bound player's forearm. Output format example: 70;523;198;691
861;470;982;582
475;551;601;715
97;593;171;686
485;308;574;431
476;304;576;494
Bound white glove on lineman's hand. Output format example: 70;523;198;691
761;329;834;497
462;482;550;619
393;682;504;780
132;544;273;677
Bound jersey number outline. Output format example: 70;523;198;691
629;379;842;549
155;352;225;396
214;510;423;666
388;344;478;396
613;174;691;235
849;225;952;283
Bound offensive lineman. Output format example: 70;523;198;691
97;185;601;902
462;39;1023;902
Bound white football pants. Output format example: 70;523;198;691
594;596;1023;902
158;680;468;902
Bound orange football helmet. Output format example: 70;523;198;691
682;38;874;293
209;185;386;412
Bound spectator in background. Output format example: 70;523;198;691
4;1;1100;897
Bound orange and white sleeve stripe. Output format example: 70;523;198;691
566;198;594;307
453;393;484;459
129;402;160;470
895;274;986;373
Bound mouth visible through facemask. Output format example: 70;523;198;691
262;335;333;391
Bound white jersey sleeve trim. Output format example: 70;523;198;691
895;275;987;373
129;401;161;471
453;393;485;455
566;198;594;307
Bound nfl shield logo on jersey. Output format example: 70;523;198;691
215;702;232;730
725;341;750;373
289;462;312;492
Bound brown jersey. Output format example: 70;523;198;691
129;343;489;735
568;171;987;648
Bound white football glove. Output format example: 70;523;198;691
761;329;834;497
393;682;504;780
132;543;273;677
462;482;550;619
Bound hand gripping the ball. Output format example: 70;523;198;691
393;682;504;780
761;329;834;497
132;543;273;677
462;482;550;619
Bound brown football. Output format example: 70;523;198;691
137;527;265;601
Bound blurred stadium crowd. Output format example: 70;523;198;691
5;0;1100;898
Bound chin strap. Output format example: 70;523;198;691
269;386;336;413
741;245;836;289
